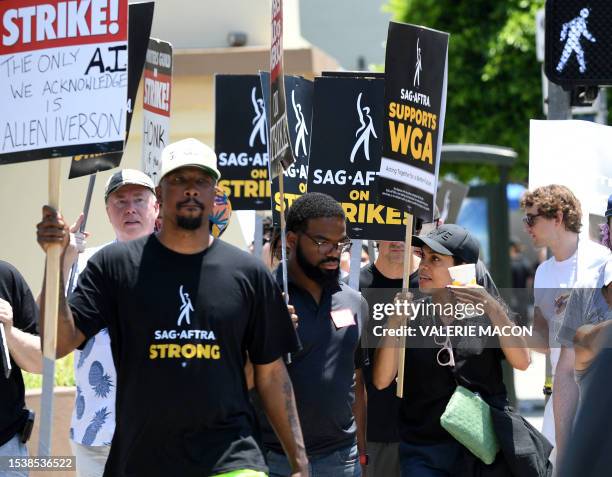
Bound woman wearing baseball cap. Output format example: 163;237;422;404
372;224;551;476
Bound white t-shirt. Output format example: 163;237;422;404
69;244;117;447
534;238;611;446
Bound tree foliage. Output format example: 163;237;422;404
385;0;545;183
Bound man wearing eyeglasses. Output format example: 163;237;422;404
520;184;610;466
256;192;368;477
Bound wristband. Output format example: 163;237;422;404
359;454;369;466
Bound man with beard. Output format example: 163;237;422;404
37;138;308;477
258;193;368;477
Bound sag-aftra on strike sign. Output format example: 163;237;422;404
0;0;128;165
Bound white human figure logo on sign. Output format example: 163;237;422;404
414;37;422;87
249;87;267;148
349;92;378;163
177;285;194;326
292;89;309;157
556;7;596;74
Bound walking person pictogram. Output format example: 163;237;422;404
177;285;194;326
414;37;422;87
349;92;378;164
556;7;596;74
292;90;309;157
249;87;267;148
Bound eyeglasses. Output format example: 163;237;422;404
522;213;543;227
434;334;455;367
301;231;352;255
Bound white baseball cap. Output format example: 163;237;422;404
159;138;221;183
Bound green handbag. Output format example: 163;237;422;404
440;385;500;465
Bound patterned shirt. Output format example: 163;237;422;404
69;244;116;447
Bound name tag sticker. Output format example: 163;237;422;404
331;308;356;329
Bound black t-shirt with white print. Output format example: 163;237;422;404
69;235;299;477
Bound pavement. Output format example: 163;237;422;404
514;350;547;431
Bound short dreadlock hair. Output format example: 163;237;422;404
286;192;345;233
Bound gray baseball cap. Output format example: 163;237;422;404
412;224;480;264
104;169;156;202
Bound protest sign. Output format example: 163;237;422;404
530;119;612;242
261;72;312;225
436;179;469;224
215;75;270;210
142;38;172;183
69;1;154;178
376;22;449;221
0;0;128;164
307;76;408;240
269;0;294;179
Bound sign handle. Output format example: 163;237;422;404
67;174;96;296
396;214;413;398
39;158;62;456
0;322;10;379
348;239;363;291
254;211;264;259
277;167;294;364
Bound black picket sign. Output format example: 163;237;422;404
376;22;449;222
307;76;408;241
215;75;270;211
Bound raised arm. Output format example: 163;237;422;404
449;285;530;370
37;206;87;358
372;314;404;390
0;298;42;374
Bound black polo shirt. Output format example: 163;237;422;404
258;269;368;456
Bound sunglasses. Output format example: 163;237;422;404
522;213;543;227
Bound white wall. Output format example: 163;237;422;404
300;0;392;70
150;0;307;49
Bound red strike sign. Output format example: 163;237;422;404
143;69;171;117
0;0;128;54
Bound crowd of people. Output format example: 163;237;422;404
0;138;611;477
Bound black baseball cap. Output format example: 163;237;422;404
412;224;480;264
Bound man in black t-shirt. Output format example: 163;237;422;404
259;193;368;477
359;240;405;477
0;261;41;475
37;138;308;477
